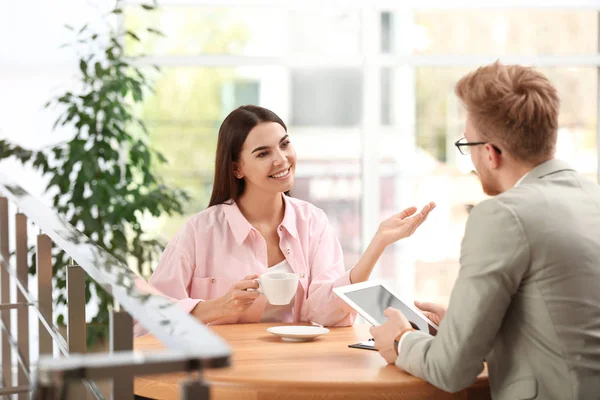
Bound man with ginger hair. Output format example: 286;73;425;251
371;61;600;399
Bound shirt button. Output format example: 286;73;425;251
279;226;283;231
286;248;291;255
300;273;306;278
211;278;216;284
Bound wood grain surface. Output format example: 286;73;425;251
134;323;490;400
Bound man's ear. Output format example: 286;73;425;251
486;144;502;170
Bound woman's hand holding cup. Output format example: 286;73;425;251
217;274;261;317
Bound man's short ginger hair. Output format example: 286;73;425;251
455;61;560;164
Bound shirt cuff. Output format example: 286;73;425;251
397;330;414;355
333;268;352;288
178;298;203;314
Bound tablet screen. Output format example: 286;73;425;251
344;284;438;335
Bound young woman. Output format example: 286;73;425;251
147;105;434;327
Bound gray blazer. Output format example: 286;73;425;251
397;159;600;400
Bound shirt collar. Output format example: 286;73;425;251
514;171;529;188
521;159;575;184
222;201;253;245
280;194;298;240
222;194;299;245
513;159;575;188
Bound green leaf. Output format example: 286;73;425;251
111;8;123;14
57;92;73;103
110;38;123;49
79;60;88;76
141;4;155;10
105;47;115;61
119;82;129;97
33;152;49;170
146;27;165;37
64;24;75;31
131;84;143;102
126;31;141;42
28;262;36;275
52;117;63;131
85;285;92;304
156;151;168;163
57;277;66;289
94;62;103;77
137;119;149;134
78;24;88;34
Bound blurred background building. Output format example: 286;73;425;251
1;0;598;309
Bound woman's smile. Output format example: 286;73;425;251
269;167;292;181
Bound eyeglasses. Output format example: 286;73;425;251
454;137;502;155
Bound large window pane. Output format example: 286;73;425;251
291;68;362;126
139;66;283;235
125;5;600;297
413;66;598;177
379;66;598;305
140;66;362;270
124;6;361;57
412;10;597;55
295;154;362;270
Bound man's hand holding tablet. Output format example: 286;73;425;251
333;281;441;355
333;281;439;333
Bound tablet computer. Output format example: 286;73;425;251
333;280;438;335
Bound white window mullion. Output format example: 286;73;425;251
129;54;363;68
360;9;382;272
597;11;600;182
122;0;600;10
379;54;600;67
129;54;600;69
389;8;417;298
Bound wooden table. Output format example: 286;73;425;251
134;323;490;400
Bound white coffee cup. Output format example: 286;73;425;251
255;272;299;305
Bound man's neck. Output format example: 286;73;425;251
236;189;285;228
500;158;552;191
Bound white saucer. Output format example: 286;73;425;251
267;325;330;342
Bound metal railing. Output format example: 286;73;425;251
0;177;232;399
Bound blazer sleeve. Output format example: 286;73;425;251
395;199;530;393
300;208;357;327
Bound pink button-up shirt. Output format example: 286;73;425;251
145;195;356;329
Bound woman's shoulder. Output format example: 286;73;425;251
176;203;229;236
163;204;232;257
285;196;329;223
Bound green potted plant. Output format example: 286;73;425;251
0;0;189;346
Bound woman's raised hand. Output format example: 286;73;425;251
374;202;436;248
